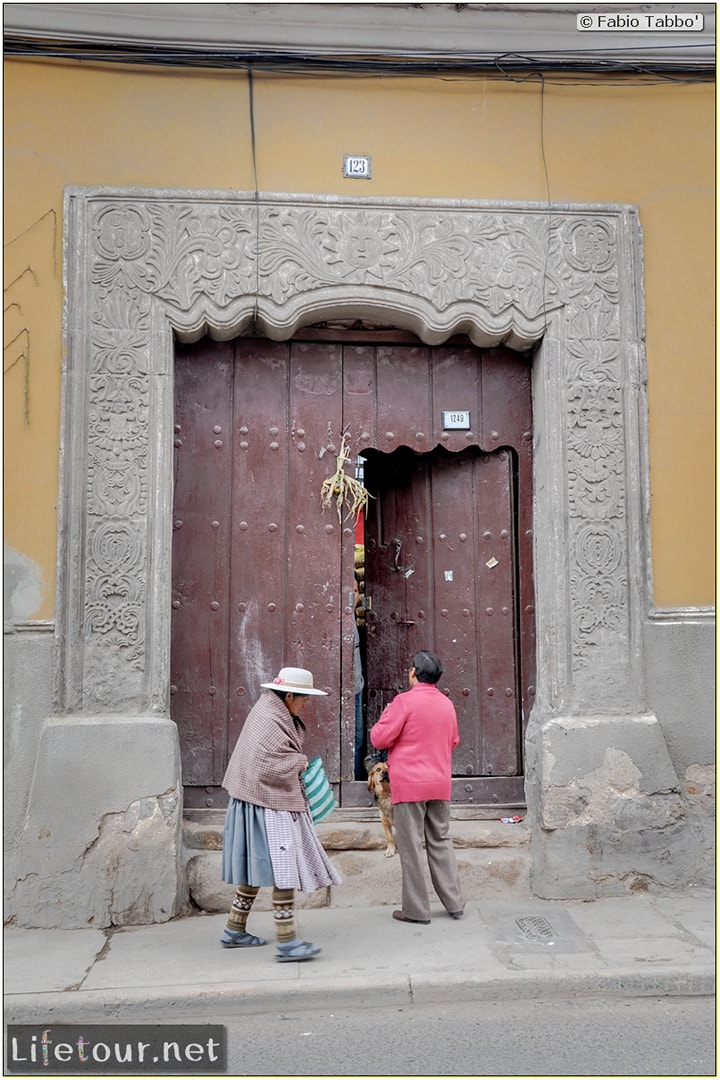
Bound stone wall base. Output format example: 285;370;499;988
525;712;715;899
8;716;188;929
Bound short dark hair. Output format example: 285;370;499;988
411;650;443;684
270;688;307;702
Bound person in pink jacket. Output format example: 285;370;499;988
370;650;465;924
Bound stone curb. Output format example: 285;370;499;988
5;967;714;1024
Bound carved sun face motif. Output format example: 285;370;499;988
337;225;384;268
322;215;398;277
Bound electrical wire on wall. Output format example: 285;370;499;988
500;69;554;338
538;74;553;338
2;37;714;82
247;67;261;334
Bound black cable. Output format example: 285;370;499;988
247;67;260;332
3;39;714;81
538;73;553;339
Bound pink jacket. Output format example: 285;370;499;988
369;682;459;803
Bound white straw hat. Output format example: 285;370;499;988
260;666;328;696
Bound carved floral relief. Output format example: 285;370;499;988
68;192;642;713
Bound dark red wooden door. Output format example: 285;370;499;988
172;338;351;808
172;333;534;808
364;446;525;803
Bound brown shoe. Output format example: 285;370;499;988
392;909;430;925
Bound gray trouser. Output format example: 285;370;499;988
393;800;465;922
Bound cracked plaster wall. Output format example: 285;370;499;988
3;627;55;906
4;544;46;622
526;713;714;898
9;716;188;929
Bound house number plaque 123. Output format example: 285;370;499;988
343;155;372;179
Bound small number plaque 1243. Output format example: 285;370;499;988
343;155;372;179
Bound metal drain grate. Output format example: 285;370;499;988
515;915;556;944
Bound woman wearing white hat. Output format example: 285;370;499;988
220;666;341;961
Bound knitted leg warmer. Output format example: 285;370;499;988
226;884;260;933
272;887;296;944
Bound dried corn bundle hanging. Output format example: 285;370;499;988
320;433;373;523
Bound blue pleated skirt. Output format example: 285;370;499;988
221;800;276;887
221;798;342;892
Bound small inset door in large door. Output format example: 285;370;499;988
363;444;528;804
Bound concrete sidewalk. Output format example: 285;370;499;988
5;891;714;1023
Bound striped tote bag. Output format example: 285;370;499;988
302;756;337;823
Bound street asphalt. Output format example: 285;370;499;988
4;890;715;1024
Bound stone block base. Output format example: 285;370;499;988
9;716;187;929
525;712;715;898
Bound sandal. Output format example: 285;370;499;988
275;938;321;963
220;929;267;948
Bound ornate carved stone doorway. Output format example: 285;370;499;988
11;190;685;928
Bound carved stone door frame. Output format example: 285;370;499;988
59;190;651;716
15;189;684;928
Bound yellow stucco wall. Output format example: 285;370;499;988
4;58;715;616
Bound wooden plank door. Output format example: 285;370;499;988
172;332;534;808
171;338;348;808
363;445;523;803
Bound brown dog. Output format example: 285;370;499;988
367;761;396;858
